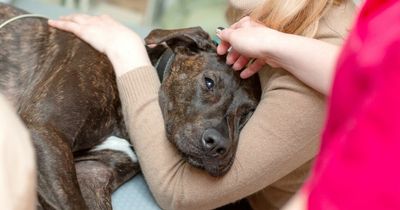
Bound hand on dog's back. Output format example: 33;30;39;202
48;14;151;77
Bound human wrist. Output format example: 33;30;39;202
106;41;151;77
261;31;297;69
108;50;151;77
260;29;289;59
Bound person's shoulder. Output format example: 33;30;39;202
325;0;357;24
315;0;357;45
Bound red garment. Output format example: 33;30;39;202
306;0;400;209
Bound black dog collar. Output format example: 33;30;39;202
155;48;175;81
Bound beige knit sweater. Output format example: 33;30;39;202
116;1;356;209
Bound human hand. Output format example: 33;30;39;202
48;14;151;77
216;16;285;79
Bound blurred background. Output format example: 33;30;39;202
0;0;362;39
0;0;228;38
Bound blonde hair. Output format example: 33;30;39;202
227;0;345;37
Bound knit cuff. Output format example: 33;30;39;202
116;65;161;103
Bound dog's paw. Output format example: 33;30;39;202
92;136;138;163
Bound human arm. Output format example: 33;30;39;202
48;4;353;208
115;64;323;210
216;17;341;95
49;14;322;210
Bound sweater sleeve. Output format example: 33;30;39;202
116;2;355;210
117;62;326;210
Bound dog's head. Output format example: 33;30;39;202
145;27;261;176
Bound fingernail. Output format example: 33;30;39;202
216;26;225;33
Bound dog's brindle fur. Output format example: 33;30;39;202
0;3;261;210
146;29;261;176
1;4;135;210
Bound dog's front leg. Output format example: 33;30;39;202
74;136;140;210
29;124;88;210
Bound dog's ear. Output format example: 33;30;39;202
145;27;215;54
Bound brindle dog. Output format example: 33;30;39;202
146;29;261;176
0;3;261;210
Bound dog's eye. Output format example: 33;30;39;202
204;77;214;90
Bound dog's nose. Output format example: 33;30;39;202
201;128;230;157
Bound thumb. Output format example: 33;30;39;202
216;28;233;42
216;28;235;55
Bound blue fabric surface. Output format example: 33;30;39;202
112;173;161;210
